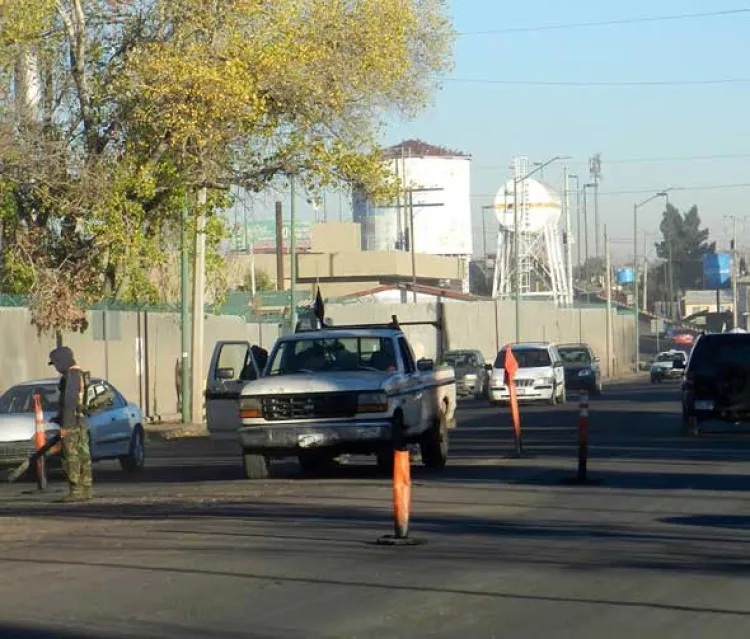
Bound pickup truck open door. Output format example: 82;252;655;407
206;341;261;438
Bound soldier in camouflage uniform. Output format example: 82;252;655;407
49;346;93;502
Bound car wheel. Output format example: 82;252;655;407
243;451;270;479
548;385;557;405
119;426;145;473
420;410;449;470
681;413;700;437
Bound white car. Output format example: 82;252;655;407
0;377;146;474
650;350;687;383
489;342;566;405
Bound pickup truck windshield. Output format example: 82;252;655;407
268;337;397;374
494;348;551;368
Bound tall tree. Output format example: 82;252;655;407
0;0;455;336
654;203;715;293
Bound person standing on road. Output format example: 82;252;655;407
49;346;93;502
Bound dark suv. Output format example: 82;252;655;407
679;332;750;435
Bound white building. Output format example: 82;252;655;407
352;139;473;290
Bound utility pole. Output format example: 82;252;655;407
289;176;297;333
563;164;573;305
180;197;191;424
642;258;648;313
190;187;207;425
633;189;671;373
409;189;417;302
729;215;739;328
604;225;612;377
589;154;602;258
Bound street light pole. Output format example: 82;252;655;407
511;155;570;342
633;188;672;371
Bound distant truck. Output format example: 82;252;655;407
205;319;457;479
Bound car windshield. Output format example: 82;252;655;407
687;335;750;374
268;337;397;374
494;348;551;369
557;346;591;365
443;352;475;367
655;352;679;362
0;384;59;414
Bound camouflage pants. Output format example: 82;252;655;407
62;426;93;495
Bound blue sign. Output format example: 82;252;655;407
703;253;732;290
615;267;635;285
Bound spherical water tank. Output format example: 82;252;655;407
493;178;562;233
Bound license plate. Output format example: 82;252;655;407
516;387;526;396
694;400;714;411
298;433;325;448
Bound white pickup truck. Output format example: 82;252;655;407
205;322;457;479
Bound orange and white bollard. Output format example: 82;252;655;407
577;390;589;483
32;394;47;490
376;422;425;546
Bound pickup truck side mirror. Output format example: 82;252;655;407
672;359;686;370
417;358;434;372
216;367;235;380
485;363;493;371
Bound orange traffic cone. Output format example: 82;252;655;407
32;394;47;490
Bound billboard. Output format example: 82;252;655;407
703;253;732;290
615;267;635;285
231;219;312;251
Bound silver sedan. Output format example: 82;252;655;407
0;377;146;473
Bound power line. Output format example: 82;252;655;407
458;8;750;37
470;182;750;199
474;153;750;170
445;77;750;87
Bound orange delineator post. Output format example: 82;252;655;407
392;449;411;539
577;390;589;482
32;394;47;490
504;345;523;456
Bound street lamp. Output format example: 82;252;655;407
512;155;571;342
633;188;672;370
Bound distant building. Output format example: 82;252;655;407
682;289;733;318
351;139;472;292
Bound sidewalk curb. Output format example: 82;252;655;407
144;423;209;441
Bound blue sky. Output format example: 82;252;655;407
385;1;750;264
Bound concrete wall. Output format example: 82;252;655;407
0;308;280;421
0;299;632;422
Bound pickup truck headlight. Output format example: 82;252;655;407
357;392;388;413
239;397;262;419
536;377;554;386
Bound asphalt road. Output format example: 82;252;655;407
2;378;750;638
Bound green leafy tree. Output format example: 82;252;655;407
654;203;715;293
0;0;455;336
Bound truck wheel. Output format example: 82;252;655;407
420;411;448;470
243;451;269;479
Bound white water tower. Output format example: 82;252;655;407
492;157;571;305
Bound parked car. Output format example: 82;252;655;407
488;342;566;405
0;377;145;473
441;349;490;399
651;350;687;383
206;323;457;478
556;343;602;395
679;331;750;436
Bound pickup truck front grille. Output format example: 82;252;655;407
261;393;358;421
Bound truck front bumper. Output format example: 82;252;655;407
239;419;393;457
